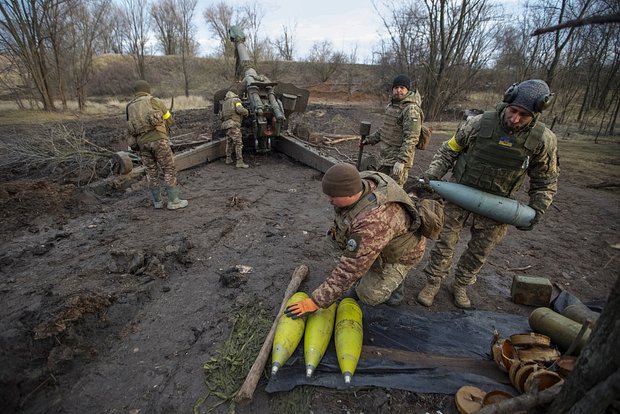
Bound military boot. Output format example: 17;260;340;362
417;278;441;307
235;147;248;168
225;156;233;164
451;281;471;309
150;188;165;209
166;186;188;210
385;282;405;306
225;143;234;164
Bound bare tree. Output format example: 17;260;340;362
272;22;296;61
202;1;238;61
239;2;265;63
123;0;151;80
151;0;181;55
177;0;198;97
306;40;346;83
374;0;501;120
66;0;110;111
98;3;127;54
0;0;56;110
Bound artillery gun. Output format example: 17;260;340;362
214;26;310;152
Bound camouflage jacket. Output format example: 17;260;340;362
368;90;423;167
311;174;425;308
221;91;248;129
426;103;559;214
125;92;173;145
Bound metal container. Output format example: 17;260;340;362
528;307;591;354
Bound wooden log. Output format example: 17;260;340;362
234;265;309;404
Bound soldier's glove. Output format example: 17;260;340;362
362;134;379;146
516;209;542;231
284;297;319;319
405;175;435;197
392;162;405;176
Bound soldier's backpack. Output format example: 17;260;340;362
417;124;432;150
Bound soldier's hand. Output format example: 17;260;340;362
284;298;319;319
516;210;542;231
392;162;405;176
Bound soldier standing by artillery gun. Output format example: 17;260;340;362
221;90;250;168
361;74;424;186
126;80;188;210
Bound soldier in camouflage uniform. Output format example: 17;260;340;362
221;91;250;169
414;79;559;309
284;163;444;319
126;80;188;210
362;74;424;186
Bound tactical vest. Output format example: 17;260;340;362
452;110;545;197
221;97;245;129
332;171;421;263
126;95;167;137
378;94;422;148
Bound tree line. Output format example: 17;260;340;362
0;0;618;135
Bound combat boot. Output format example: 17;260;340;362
451;281;471;309
236;159;249;169
150;188;165;209
417;278;441;307
225;156;233;164
166;186;188;210
385;282;405;306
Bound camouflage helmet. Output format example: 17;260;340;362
322;163;363;197
133;80;151;94
503;79;553;115
225;91;238;99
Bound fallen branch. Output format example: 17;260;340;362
234;265;309;404
323;135;359;145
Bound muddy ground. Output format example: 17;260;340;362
1;102;619;414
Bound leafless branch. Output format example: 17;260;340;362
531;13;620;36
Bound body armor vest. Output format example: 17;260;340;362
126;95;166;137
378;94;422;147
332;172;421;263
221;97;244;129
452;111;545;197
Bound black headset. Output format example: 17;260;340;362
503;82;555;113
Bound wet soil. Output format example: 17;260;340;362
1;102;619;414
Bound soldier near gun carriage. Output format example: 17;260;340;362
220;91;250;169
126;80;188;210
362;74;425;186
284;163;444;319
413;79;559;309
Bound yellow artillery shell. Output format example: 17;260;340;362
271;291;309;375
304;303;337;378
334;298;363;384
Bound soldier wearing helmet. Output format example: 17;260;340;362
126;80;188;210
412;79;559;309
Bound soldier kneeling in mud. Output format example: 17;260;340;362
285;163;444;319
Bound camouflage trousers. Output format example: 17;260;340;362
225;127;244;160
139;139;177;188
326;236;425;305
423;201;508;286
361;154;411;187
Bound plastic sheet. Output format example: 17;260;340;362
266;304;530;394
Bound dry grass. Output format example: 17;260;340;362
0;95;212;126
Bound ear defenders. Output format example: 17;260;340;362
503;82;555;113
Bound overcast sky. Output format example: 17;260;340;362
194;0;384;63
193;0;523;62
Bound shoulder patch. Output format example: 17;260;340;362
342;233;362;258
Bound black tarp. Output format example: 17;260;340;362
266;305;530;395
